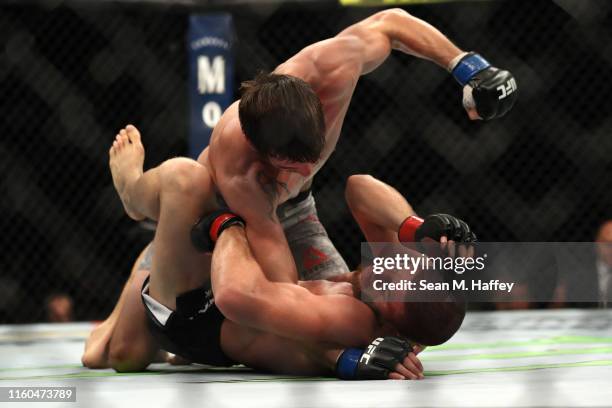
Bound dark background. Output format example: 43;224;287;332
0;0;611;322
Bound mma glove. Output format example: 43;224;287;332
336;336;413;380
398;214;477;244
450;52;518;120
191;209;245;252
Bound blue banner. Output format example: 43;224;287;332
188;14;234;159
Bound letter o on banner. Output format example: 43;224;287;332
188;14;234;158
202;102;222;128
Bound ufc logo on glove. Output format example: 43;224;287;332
497;78;518;100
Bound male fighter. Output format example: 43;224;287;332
94;12;511;367
199;7;516;288
83;126;471;379
85;7;497;376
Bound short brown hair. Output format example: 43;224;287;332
396;300;466;346
361;261;466;346
238;73;325;163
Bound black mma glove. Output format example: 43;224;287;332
399;214;477;244
191;209;245;252
451;52;518;120
335;337;412;380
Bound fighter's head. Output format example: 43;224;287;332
238;73;325;166
374;299;466;346
363;259;466;346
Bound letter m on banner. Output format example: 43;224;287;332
188;14;234;159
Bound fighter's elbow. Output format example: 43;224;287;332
346;174;374;194
374;8;411;22
345;174;374;209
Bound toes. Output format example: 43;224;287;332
126;124;141;144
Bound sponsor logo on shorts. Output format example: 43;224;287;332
303;246;329;271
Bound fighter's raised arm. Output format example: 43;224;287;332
280;9;459;82
278;8;517;120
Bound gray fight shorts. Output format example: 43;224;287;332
277;191;350;280
138;190;349;280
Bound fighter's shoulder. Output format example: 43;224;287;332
210;104;248;165
211;101;240;140
286;36;363;75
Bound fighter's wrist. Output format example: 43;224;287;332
450;52;492;86
447;51;469;72
398;215;424;242
213;216;246;241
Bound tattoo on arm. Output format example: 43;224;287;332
256;171;290;220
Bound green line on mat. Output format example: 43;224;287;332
4;343;611;375
427;335;612;352
425;359;612;376
4;360;612;382
0;364;83;373
422;346;612;362
0;369;331;382
0;370;170;381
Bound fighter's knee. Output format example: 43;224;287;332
81;351;106;369
108;342;151;372
159;158;212;196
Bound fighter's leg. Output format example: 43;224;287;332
145;158;217;306
109;124;217;305
81;245;160;371
278;194;350;280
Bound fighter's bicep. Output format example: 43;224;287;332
336;26;391;75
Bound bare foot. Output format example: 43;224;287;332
109;125;146;221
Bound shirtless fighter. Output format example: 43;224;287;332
83;126;471;380
202;7;515;287
84;9;502;375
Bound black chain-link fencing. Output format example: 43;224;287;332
1;0;611;323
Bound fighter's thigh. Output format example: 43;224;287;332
220;320;327;376
148;159;217;293
108;245;160;371
286;219;350;281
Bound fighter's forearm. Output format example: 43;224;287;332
376;8;462;69
211;227;376;347
345;175;415;232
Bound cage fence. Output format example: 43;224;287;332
0;0;611;323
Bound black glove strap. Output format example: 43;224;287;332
191;209;245;252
